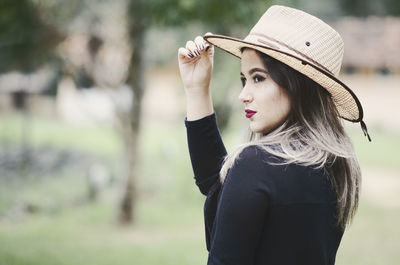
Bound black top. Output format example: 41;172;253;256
184;112;344;265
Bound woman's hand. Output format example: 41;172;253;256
178;34;215;121
178;34;214;94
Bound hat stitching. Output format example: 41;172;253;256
256;38;281;50
249;32;333;74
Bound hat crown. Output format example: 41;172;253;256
249;5;344;76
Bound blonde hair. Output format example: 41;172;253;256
220;49;361;228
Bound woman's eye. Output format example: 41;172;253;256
240;77;246;87
253;75;265;83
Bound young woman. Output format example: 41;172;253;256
178;5;370;265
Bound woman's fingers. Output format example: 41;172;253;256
187;36;212;56
186;40;200;56
178;34;214;91
178;47;193;60
203;32;214;52
195;35;213;54
194;36;206;51
178;34;214;61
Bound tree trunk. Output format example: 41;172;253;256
118;0;147;224
212;25;233;133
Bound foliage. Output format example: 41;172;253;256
0;0;64;73
149;0;269;28
339;0;400;16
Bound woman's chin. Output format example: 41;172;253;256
250;123;266;134
249;121;275;135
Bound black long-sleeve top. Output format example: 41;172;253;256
184;112;344;265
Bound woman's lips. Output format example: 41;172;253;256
245;109;257;118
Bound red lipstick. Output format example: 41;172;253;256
245;109;257;118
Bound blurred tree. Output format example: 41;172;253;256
0;0;63;73
118;0;272;224
0;0;64;170
384;0;400;15
339;0;381;16
339;0;400;16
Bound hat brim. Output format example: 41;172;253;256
204;34;363;123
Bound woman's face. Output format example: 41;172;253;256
239;49;291;134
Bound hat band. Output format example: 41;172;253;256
249;32;334;75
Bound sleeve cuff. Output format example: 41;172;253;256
184;112;216;129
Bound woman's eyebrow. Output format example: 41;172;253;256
249;68;268;75
240;68;268;76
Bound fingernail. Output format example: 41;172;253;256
188;53;194;58
195;50;200;56
205;46;210;52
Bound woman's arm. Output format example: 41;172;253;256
180;35;227;195
185;112;227;195
178;34;214;121
207;146;270;265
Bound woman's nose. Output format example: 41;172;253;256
238;88;253;103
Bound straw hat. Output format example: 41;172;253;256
204;5;371;141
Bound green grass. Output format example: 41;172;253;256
336;200;400;264
0;198;398;265
0;113;122;157
0;201;207;265
0;168;89;215
349;127;400;169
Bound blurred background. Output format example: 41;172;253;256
0;0;399;264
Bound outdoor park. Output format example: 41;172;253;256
0;0;399;264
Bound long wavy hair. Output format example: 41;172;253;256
220;49;361;228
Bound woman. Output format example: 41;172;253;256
178;5;370;265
